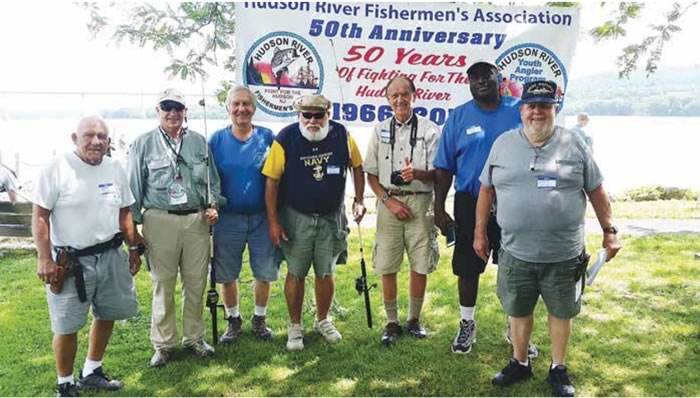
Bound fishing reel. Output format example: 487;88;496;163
355;276;376;295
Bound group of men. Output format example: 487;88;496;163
33;59;620;398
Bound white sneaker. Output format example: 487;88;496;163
314;318;342;343
286;324;304;351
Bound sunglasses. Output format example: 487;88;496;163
301;111;326;120
160;101;185;112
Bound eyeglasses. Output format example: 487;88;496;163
160;101;185;112
301;112;326;120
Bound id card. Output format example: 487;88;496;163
168;180;188;205
536;176;557;190
327;165;341;175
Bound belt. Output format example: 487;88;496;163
54;233;124;302
168;209;200;215
387;189;431;197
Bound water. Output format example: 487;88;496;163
1;116;698;195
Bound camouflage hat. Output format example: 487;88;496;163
157;88;186;106
293;94;331;112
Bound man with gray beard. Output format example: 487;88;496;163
475;80;621;397
263;94;366;351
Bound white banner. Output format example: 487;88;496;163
236;2;580;126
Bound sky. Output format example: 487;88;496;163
1;2;698;99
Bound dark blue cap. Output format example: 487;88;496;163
521;80;559;104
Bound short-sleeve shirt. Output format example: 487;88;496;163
33;152;134;249
364;114;441;192
209;125;273;214
433;96;521;197
480;127;603;263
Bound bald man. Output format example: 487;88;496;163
33;116;143;397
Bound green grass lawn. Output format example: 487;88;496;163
1;232;699;396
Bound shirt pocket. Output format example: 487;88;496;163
556;159;583;189
190;152;208;186
146;158;171;189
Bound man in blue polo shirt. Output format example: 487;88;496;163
209;86;278;343
434;60;529;355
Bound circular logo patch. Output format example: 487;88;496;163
243;32;325;118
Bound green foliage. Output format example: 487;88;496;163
2;233;700;396
621;185;699;202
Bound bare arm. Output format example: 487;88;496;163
433;168;454;229
368;173;413;221
32;204;58;283
587;184;622;261
351;165;366;222
473;185;496;262
265;177;287;247
120;207;144;275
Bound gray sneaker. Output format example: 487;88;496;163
252;315;273;340
452;319;476;354
219;316;243;344
505;320;539;359
187;340;215;358
149;349;172;368
77;367;123;391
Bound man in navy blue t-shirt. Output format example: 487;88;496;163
434;60;528;355
209;86;278;343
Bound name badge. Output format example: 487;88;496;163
380;129;391;143
536;176;557;190
465;125;483;135
327;165;341;175
168;181;188;205
98;182;120;204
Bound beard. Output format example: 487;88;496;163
299;122;329;142
523;119;555;145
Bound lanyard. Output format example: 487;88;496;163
159;127;187;179
389;113;418;174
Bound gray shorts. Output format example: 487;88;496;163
47;247;138;335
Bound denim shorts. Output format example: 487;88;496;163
213;212;280;282
497;249;582;319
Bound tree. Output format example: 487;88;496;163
82;1;697;89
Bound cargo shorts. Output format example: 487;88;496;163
279;205;348;278
46;247;138;335
496;249;583;320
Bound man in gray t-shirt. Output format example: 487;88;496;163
474;80;621;397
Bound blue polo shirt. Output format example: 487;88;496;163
433;96;521;197
209;125;274;214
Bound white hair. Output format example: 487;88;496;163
225;86;256;109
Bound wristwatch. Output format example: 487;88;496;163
381;193;390;203
602;226;618;235
129;243;146;255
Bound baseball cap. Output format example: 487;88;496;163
293;94;331;112
520;80;559;104
467;59;498;75
157;88;186;106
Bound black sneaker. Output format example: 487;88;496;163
251;315;273;340
406;318;428;338
492;358;533;386
380;322;402;347
56;382;79;397
77;367;123;391
547;365;575;397
451;319;476;354
219;316;243;344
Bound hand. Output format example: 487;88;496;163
205;208;219;225
352;201;366;224
269;220;288;248
385;197;414;221
400;157;415;183
37;258;59;284
473;231;490;263
128;250;142;276
434;209;454;231
602;233;622;261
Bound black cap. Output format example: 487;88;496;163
467;60;498;75
520;80;559;104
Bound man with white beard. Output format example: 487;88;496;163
475;80;621;397
263;94;366;351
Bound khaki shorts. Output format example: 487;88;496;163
279;205;348;278
497;249;583;320
373;192;439;275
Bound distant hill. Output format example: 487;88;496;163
563;66;700;117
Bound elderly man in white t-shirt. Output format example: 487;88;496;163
32;116;144;397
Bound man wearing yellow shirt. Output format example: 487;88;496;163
263;94;365;351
